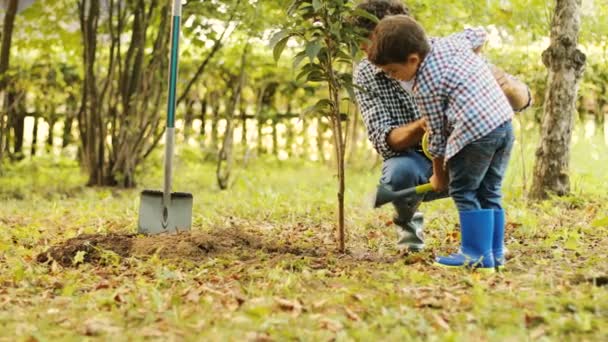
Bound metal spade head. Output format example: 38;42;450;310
138;190;193;235
373;183;434;208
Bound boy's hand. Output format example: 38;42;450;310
430;157;449;192
430;173;448;192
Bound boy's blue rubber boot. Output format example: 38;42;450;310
493;209;506;270
435;209;495;272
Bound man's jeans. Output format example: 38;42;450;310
380;149;447;251
448;120;515;212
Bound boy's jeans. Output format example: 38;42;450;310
381;150;448;251
448;120;515;211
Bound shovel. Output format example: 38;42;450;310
373;183;434;208
138;0;192;235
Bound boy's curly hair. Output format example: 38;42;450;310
354;0;411;34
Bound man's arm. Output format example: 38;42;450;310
354;61;423;158
386;118;427;151
491;66;532;111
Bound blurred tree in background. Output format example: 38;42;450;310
0;0;605;196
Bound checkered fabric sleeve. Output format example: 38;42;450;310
450;27;487;50
354;59;421;160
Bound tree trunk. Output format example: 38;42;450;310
301;117;309;159
184;98;195;140
240;98;247;146
347;108;360;163
217;43;248;190
46;117;56;152
12;106;25;160
530;0;586;200
271;118;278;157
31;115;39;157
316;118;326;162
220;50;247;176
199;95;208;138
6;90;26;160
210;96;220;150
62;115;74;148
0;0;19;167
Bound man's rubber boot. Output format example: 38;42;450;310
393;199;424;252
435;209;495;272
493;209;506;271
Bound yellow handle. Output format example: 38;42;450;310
421;132;432;159
415;183;434;194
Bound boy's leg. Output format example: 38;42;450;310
436;132;501;270
476;121;515;268
477;121;515;210
380;151;433;252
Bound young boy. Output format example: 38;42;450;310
368;15;515;271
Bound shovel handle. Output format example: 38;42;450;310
163;0;182;207
415;183;434;194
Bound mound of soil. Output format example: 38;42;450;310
37;228;263;267
36;233;134;266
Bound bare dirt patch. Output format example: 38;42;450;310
36;227;331;267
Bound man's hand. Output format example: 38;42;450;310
491;65;531;111
386;117;428;151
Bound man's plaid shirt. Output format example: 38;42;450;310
414;28;513;160
354;58;421;160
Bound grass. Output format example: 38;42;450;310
0;125;607;341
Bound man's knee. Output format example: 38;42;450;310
381;155;426;190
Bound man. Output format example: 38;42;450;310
353;0;531;253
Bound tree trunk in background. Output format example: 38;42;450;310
62;94;78;149
301;117;309;159
31;115;39;157
271;118;278;157
78;0;170;187
316;118;326;162
254;85;267;156
184;98;195;140
6;90;26;160
240;98;247;146
0;0;19;167
199;95;208;139
46;117;56;152
210;95;220;150
217;43;248;190
530;0;586;200
11;95;25;160
347;109;360;163
62;116;74;148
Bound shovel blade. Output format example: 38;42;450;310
138;190;193;235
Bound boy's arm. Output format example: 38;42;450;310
414;92;447;159
415;91;449;191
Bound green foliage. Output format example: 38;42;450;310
272;0;368;112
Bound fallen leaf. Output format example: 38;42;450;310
82;317;119;336
319;318;343;332
433;313;450;330
275;297;302;316
345;307;361;322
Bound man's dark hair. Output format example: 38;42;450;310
368;15;430;66
354;0;410;33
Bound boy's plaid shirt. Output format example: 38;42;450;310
354;58;421;160
414;28;513;160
